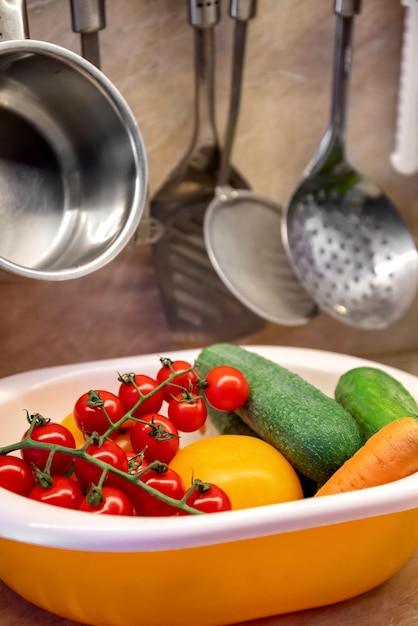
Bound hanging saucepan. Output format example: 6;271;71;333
0;0;147;281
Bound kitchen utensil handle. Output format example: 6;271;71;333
69;0;106;68
218;0;258;187
329;1;361;147
391;0;418;175
0;0;29;41
187;0;221;155
305;0;361;175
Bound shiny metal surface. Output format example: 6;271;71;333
70;0;106;67
150;0;263;342
69;0;106;31
0;1;147;281
282;0;418;330
230;0;257;20
204;0;317;326
188;0;220;27
204;191;317;325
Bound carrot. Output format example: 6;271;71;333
315;417;418;497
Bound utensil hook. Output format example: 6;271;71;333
305;0;361;176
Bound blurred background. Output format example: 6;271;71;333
3;0;417;378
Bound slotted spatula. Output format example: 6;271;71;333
150;0;264;344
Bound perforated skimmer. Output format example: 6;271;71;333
282;0;418;330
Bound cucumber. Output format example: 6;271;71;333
206;406;318;497
197;343;363;484
335;366;418;439
208;406;258;438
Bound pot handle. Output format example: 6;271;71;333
0;0;29;41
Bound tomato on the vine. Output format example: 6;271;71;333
74;390;126;436
156;360;199;402
183;482;231;514
167;394;207;432
74;440;128;489
21;421;76;476
0;456;35;496
118;374;164;422
129;413;180;464
29;477;84;509
129;466;185;516
79;486;134;516
204;366;249;412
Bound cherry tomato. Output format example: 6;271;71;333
79;486;134;516
167;394;207;432
204;366;249;412
74;390;126;436
118;374;164;423
156;360;199;402
170;435;303;510
21;422;76;476
74;440;128;490
183;482;231;514
129;413;180;464
0;456;35;496
29;476;84;509
129;467;185;516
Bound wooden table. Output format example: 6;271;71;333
1;548;417;625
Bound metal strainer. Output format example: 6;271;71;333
282;0;418;330
204;0;317;326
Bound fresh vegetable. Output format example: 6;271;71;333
79;486;134;516
181;481;231;514
205;406;259;438
118;373;164;420
129;466;185;516
29;476;84;509
315;417;418;496
167;393;207;432
0;456;35;496
335;366;418;439
197;343;363;484
21;419;76;476
8;346;417;518
74;390;126;436
74;440;128;490
169;435;303;510
203;365;249;412
2;352;247;517
129;413;180;464
156;359;199;402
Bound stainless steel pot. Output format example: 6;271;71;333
0;0;147;280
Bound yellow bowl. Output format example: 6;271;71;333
1;346;418;626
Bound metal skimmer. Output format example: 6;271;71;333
282;0;418;330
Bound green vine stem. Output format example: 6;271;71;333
0;359;209;516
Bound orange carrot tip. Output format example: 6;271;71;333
315;417;418;497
